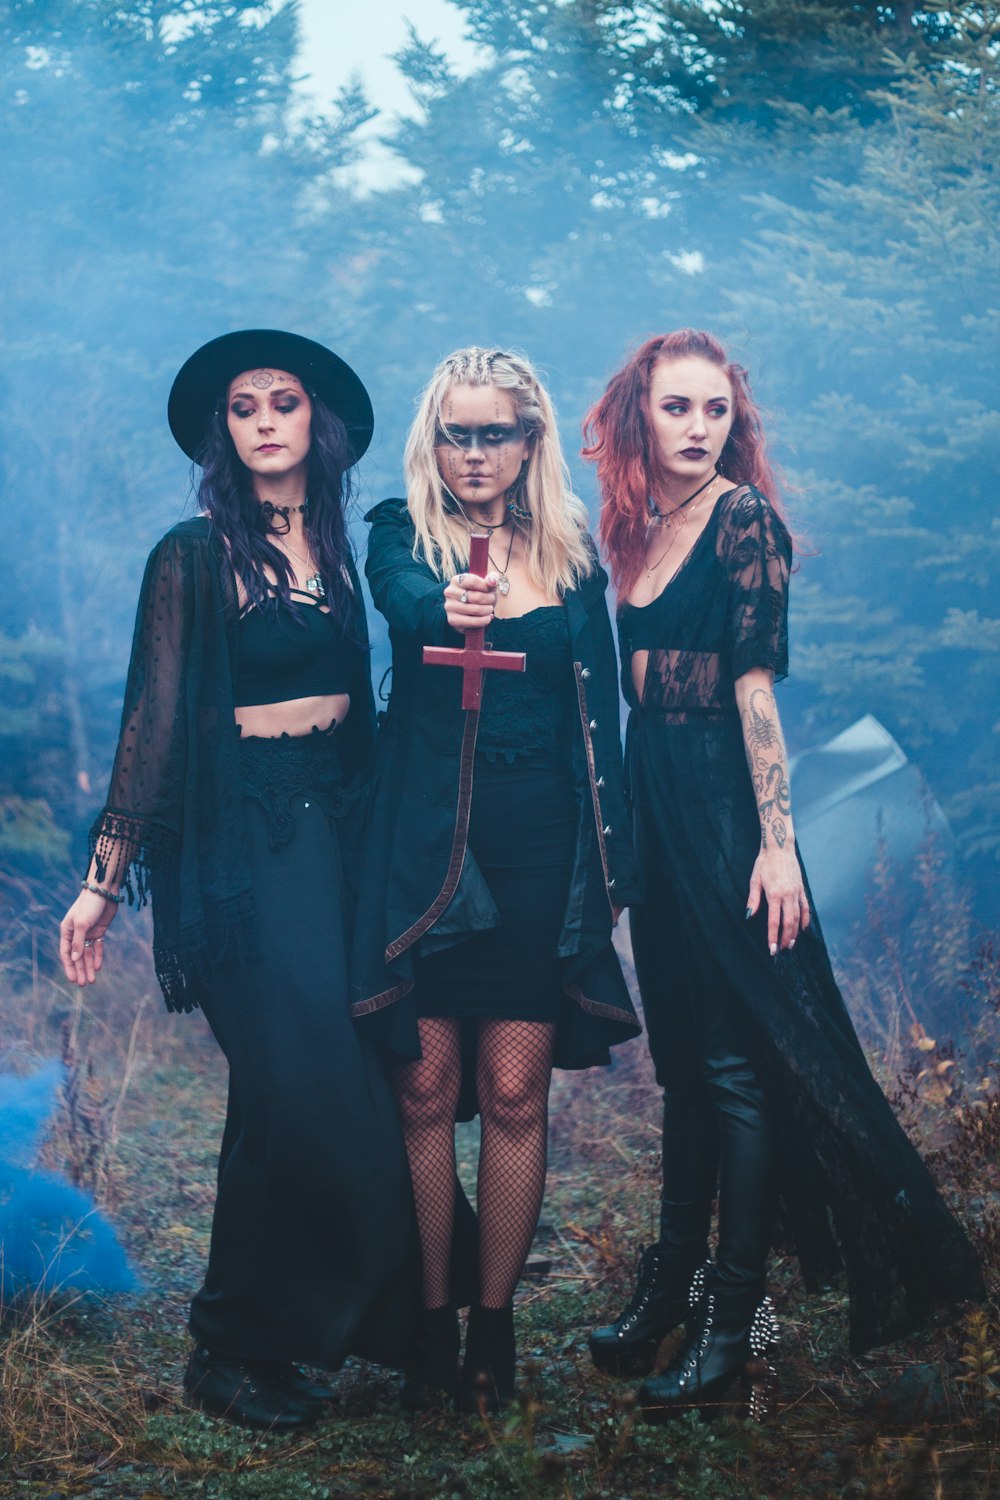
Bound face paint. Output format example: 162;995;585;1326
433;384;532;518
251;370;275;389
433;421;525;452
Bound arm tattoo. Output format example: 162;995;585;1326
742;687;792;850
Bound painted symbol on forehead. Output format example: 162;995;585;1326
251;371;275;389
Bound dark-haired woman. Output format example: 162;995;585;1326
59;330;415;1429
582;329;982;1421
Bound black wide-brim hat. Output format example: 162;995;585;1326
167;329;374;464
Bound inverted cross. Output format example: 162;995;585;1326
423;533;526;710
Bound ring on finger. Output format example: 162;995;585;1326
83;939;94;949
460;590;469;604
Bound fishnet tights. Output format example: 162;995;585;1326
393;1017;555;1310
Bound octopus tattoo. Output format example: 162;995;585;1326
743;688;791;849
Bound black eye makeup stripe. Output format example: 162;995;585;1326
434;422;523;451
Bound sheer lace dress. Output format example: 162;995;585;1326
619;486;982;1351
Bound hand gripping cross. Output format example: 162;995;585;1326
422;534;526;710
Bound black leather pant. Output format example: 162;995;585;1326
632;910;772;1289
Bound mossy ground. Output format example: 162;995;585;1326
1;928;998;1500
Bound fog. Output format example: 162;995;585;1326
2;0;997;976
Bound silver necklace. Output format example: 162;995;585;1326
489;528;516;596
278;538;325;599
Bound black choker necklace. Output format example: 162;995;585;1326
453;497;507;536
259;500;308;535
648;472;718;526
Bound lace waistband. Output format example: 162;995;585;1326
238;729;345;850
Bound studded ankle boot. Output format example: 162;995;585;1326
637;1277;779;1424
589;1247;710;1378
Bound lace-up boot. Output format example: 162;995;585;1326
400;1303;461;1412
637;1276;779;1424
183;1346;320;1429
589;1247;709;1377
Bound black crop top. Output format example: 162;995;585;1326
477;605;575;760
234;592;363;707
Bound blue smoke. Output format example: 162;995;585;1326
0;1061;137;1297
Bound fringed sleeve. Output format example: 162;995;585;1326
89;533;192;903
88;522;254;1013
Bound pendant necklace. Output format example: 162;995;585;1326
277;537;325;600
489;527;516;597
644;474;719;584
648;471;718;528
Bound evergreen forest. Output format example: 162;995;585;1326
1;2;999;1495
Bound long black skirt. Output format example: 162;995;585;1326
188;732;418;1369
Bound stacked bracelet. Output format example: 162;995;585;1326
81;878;125;904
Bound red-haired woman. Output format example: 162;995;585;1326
583;329;982;1421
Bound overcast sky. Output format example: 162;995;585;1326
295;0;479;166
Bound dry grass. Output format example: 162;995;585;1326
0;865;998;1496
0;1283;150;1475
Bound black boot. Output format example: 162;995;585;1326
183;1346;320;1429
401;1303;461;1412
637;1278;779;1424
461;1304;516;1414
260;1362;338;1405
589;1247;709;1377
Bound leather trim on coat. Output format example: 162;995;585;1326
385;709;481;963
573;660;612;906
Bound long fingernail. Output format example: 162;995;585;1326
745;908;753;920
789;939;796;950
769;942;778;956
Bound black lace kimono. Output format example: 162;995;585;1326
89;515;374;1011
619;484;983;1353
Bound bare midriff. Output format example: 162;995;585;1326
235;693;351;739
631;651;649;705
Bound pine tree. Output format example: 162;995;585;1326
712;4;1000;881
0;0;371;874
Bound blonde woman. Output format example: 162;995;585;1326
352;348;640;1412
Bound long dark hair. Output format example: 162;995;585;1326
196;389;358;631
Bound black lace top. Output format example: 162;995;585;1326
478;605;574;761
235;592;364;706
619;485;791;717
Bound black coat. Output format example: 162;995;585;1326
350;499;641;1072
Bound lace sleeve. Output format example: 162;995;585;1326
89;532;195;899
723;487;792;683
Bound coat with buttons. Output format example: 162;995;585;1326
349;498;641;1071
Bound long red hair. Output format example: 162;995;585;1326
583;329;786;600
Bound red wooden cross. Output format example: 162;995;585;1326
423;533;526;710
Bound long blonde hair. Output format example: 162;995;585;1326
404;347;593;594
